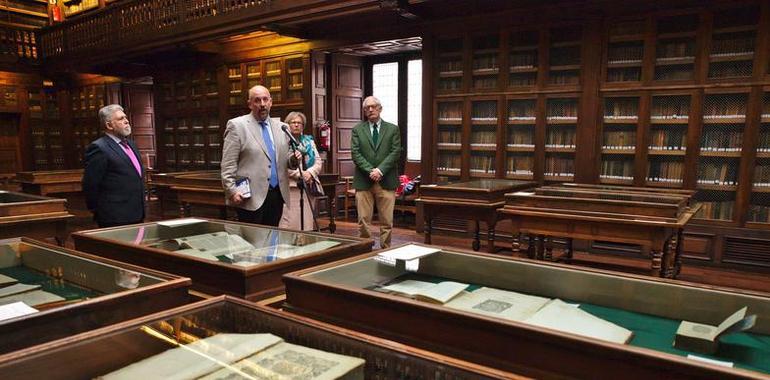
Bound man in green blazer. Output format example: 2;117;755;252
351;96;403;248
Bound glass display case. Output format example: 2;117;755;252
0;190;73;245
283;245;770;378
72;219;373;300
0;296;516;379
0;237;190;354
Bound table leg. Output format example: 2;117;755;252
675;228;684;276
487;219;497;253
536;235;545;260
329;194;337;233
544;237;553;261
219;206;227;220
424;217;432;244
527;234;535;259
565;238;574;261
651;247;663;277
55;221;67;247
472;220;481;251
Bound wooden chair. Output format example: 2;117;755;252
342;176;356;220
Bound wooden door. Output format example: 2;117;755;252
330;54;364;177
122;84;156;169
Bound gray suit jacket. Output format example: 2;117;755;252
221;114;292;211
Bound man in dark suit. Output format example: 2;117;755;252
351;96;402;248
82;104;145;227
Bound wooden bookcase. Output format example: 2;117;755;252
70;84;107;167
155;54;308;172
424;1;770;269
28;85;66;170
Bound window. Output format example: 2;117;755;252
407;59;422;161
372;62;399;124
372;58;422;162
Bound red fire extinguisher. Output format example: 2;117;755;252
317;121;331;152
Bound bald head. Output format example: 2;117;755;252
247;85;272;121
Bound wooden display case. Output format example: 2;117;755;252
72;218;373;300
418;180;536;252
0;296;516;379
0;190;73;245
15;169;83;196
283;245;770;379
0;237;190;354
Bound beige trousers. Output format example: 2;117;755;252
355;182;395;248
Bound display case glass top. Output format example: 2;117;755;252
284;245;770;378
0;237;190;354
0;296;516;379
72;219;373;300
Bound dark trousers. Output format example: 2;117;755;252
236;187;284;226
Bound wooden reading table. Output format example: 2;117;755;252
417;179;536;252
498;185;699;278
0;190;74;245
16;169;84;196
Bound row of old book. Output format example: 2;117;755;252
696;200;735;220
648;160;685;183
600;159;634;179
700;130;743;151
603;99;639;118
545;128;576;147
602;130;636;149
697;162;739;185
544;156;575;177
436;152;461;172
470;154;496;172
607;43;644;63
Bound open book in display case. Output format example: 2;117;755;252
283;244;770;379
0;296;518;379
71;218;373;301
0;237;191;355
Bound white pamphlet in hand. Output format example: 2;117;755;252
235;177;251;199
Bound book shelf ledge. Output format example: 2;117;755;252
646;179;684;187
696;183;738;191
648;149;686;156
472;68;500;75
470;144;497;151
601;148;635;154
550;65;581;71
545;146;576;153
439;71;463;78
506;145;535;152
699;150;742;157
702;115;745;123
708;52;754;62
599;177;634;185
655;57;695;65
603;116;638;123
509;66;538;73
607;61;643;68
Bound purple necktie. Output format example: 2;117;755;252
119;140;142;177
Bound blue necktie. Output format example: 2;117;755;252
260;121;279;188
266;230;279;262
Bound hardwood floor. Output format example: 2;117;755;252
60;197;770;294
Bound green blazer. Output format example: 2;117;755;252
351;120;402;190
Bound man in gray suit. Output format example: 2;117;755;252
221;85;296;226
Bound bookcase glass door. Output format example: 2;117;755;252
471;34;500;91
707;6;758;80
548;26;582;86
436;37;464;94
544;97;577;181
694;93;747;221
606;20;645;83
654;14;698;82
469;99;498;178
749;92;770;224
286;57;304;102
505;98;536;180
509;30;538;88
435;100;463;182
228;64;243;107
600;96;639;184
646;94;689;187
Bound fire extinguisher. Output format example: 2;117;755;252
317;121;331;152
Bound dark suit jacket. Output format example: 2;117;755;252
351;120;402;190
82;135;145;226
